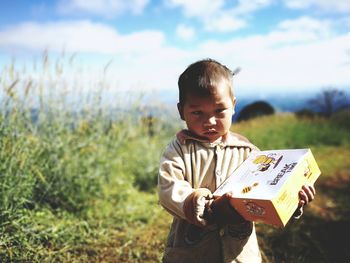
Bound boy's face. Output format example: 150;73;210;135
178;81;236;143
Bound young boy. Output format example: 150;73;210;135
158;59;316;263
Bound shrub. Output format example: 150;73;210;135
237;101;275;122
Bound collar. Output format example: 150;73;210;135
176;129;256;149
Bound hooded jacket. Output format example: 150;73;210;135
158;130;262;263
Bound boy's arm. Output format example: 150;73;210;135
158;140;213;227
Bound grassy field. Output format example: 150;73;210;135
0;56;349;262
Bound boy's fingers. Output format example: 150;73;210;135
302;185;316;195
299;190;309;204
308;185;316;195
299;185;316;206
303;185;315;201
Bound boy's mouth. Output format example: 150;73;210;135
203;130;218;136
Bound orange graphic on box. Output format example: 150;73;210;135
245;201;266;217
253;153;283;172
302;160;312;179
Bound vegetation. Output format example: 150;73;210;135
308;87;349;118
236;100;275;122
0;54;178;262
0;55;349;262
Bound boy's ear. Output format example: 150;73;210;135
232;96;237;107
232;97;237;115
177;102;185;120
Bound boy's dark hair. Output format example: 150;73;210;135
178;58;234;105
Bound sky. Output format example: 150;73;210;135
0;0;350;97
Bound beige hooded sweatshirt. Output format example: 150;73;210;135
158;130;262;263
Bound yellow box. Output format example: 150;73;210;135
213;149;321;227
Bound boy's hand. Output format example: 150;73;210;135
294;184;316;218
299;184;316;206
183;188;213;226
208;192;246;226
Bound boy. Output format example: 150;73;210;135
158;59;315;262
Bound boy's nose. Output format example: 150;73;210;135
204;116;216;126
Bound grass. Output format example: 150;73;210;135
0;54;349;262
0;54;177;261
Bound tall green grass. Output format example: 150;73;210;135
0;53;180;261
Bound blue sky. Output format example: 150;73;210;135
0;0;350;96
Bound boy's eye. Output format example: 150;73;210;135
216;108;227;114
191;111;202;115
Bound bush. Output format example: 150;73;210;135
237;101;275;122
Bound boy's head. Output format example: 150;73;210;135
178;58;235;105
177;59;237;142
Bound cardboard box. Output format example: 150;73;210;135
213;149;321;227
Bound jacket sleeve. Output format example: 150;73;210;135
157;139;212;226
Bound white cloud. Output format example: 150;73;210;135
116;27;350;92
165;0;273;17
276;16;332;40
165;0;224;17
196;17;350;90
278;16;329;31
176;24;195;40
0;17;349;93
164;0;350;32
119;16;350;92
0;19;190;91
0;20;165;54
284;0;350;13
233;0;274;15
165;0;273;33
204;14;246;32
57;0;150;17
166;0;349;34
